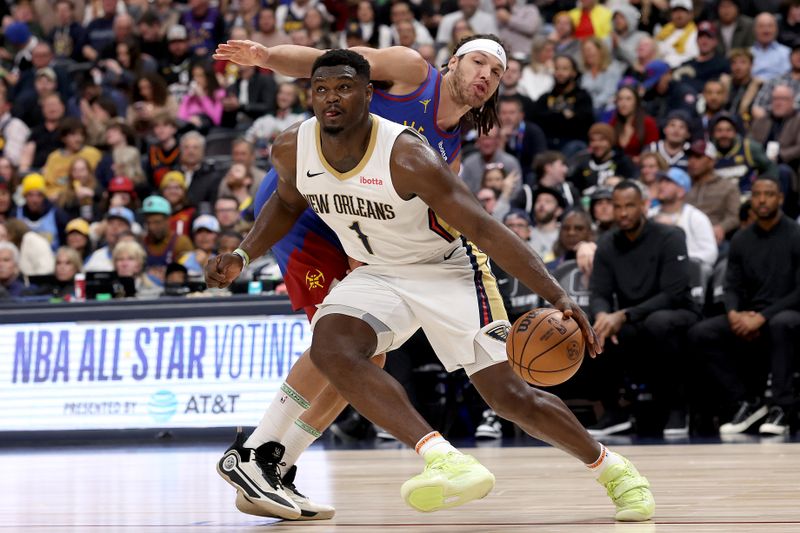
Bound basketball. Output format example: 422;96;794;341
506;308;585;387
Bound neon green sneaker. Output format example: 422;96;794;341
400;452;495;512
598;454;655;521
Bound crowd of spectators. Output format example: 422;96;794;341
0;0;798;439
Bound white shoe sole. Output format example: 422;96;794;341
758;423;789;436
235;491;335;521
474;429;502;439
587;420;633;437
216;452;301;520
719;406;769;434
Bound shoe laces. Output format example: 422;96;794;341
254;454;286;491
603;464;649;502
427;452;470;473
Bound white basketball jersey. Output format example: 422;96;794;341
295;114;459;265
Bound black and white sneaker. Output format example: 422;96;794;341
475;409;502;439
236;465;335;520
587;410;633;437
719;401;768;435
217;430;301;519
758;406;789;436
663;409;689;438
374;425;396;441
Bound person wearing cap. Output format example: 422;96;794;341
710;111;778;193
675;21;731;93
725;48;763;127
529;186;566;262
141;195;193;283
160;25;192;96
179;214;221;276
84;206;137;272
655;0;699;68
570;123;636;192
611;4;648;68
714;0;754;56
589;186;615;238
160;171;196;238
587;179;700;437
15;173;71;251
649;167;718;268
105;175;139;211
640;59;698;124
3;21;37;71
645;109;693;170
751;13;791;80
752;41;800;119
64;217;93;261
689;174;800;437
685;139;741;244
0;79;31;168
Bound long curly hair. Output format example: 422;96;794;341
443;34;507;136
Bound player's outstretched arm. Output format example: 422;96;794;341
205;125;308;288
213;41;326;78
390;133;600;356
349;46;429;87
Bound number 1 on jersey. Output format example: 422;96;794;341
348;221;374;254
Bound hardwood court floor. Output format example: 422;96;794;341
1;442;799;532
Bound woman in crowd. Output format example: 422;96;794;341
244;82;306;159
579;37;624;115
178;61;226;130
112;239;161;298
480;162;520;222
57;157;102;221
53;245;83;297
638;151;669;208
304;7;336;50
609;82;660;162
128;72;178;136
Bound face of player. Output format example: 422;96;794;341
750;179;782;220
612;188;646;232
448;51;504;109
311;65;372;136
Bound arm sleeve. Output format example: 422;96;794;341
625;229;691;322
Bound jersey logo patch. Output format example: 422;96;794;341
419;99;431;113
484;323;510;343
306;170;325;178
305;269;326;290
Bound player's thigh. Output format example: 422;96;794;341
312;266;419;356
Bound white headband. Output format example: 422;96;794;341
454;39;507;71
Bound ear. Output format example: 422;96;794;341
447;54;459;71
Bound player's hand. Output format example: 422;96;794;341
555;295;600;358
205;253;244;288
213;40;269;67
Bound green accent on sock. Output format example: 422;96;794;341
281;382;310;410
294;419;322;438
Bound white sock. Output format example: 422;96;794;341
245;382;310;448
281;419;322;471
415;431;459;462
586;444;625;479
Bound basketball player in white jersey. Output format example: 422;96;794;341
206;50;655;521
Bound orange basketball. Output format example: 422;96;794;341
506;308;585;387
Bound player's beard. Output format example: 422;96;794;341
450;63;485;109
321;124;345;135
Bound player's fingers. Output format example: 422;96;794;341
610;335;619;345
561;307;573;319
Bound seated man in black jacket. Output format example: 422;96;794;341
689;175;800;436
586;180;700;438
